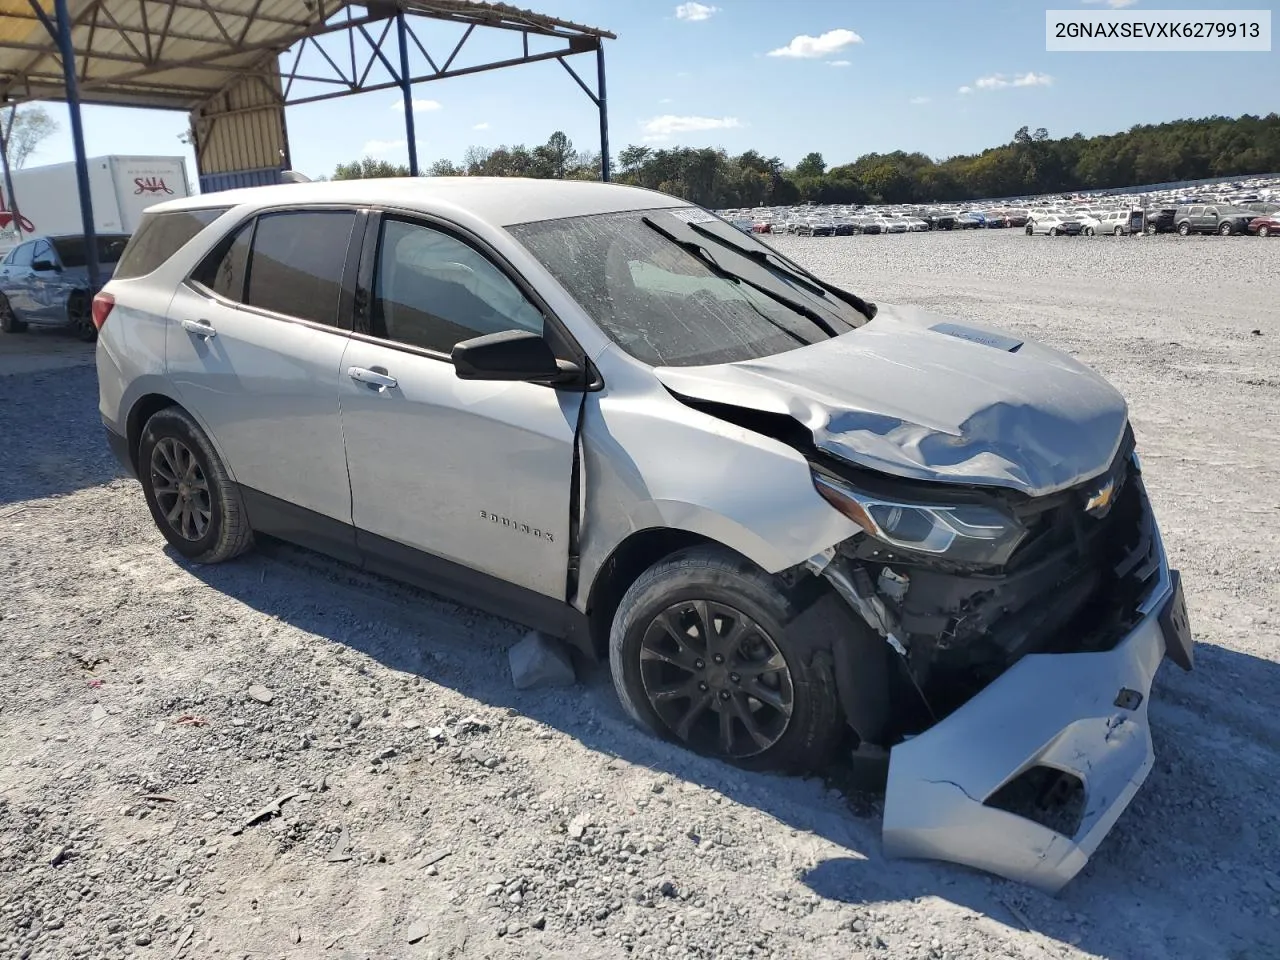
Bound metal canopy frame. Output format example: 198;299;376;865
0;0;615;290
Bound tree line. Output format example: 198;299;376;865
330;113;1280;207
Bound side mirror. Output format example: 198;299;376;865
452;329;580;384
32;258;59;272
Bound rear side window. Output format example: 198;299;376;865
114;208;229;279
244;211;356;327
10;243;32;267
191;220;253;302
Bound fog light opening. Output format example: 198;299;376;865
985;765;1086;838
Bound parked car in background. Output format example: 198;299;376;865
1174;204;1255;236
1025;214;1083;236
1003;210;1030;228
956;212;985;229
95;177;1191;894
1247;214;1279;237
1077;213;1104;236
1094;210;1143;236
0;233;129;339
1144;208;1179;234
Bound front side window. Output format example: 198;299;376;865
509;210;862;367
370;218;544;354
244;210;356;327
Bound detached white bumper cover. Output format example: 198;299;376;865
883;535;1188;893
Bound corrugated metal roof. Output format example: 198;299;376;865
0;0;612;110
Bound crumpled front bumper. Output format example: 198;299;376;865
882;529;1188;893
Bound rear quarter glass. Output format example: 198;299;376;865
114;208;230;280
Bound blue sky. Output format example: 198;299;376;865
23;0;1280;185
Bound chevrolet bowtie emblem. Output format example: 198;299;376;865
1084;479;1116;515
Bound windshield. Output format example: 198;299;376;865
508;209;865;367
54;235;130;268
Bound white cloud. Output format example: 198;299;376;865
1013;71;1053;87
361;139;407;157
964;72;1053;92
659;97;673;104
388;98;442;113
767;28;862;59
909;96;931;105
675;2;719;21
641;114;741;136
1083;0;1138;8
642;135;671;143
472;122;490;130
829;60;851;67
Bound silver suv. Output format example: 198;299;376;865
95;178;1192;891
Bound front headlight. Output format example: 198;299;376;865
812;470;1027;565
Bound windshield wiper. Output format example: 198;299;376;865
642;216;840;339
684;220;878;321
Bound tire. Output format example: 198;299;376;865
1048;227;1059;237
1114;226;1125;236
1177;222;1191;236
68;291;96;342
138;407;253;563
0;293;27;333
1218;221;1233;236
609;546;843;773
1084;227;1095;236
1260;225;1271;238
1145;224;1157;236
1025;225;1034;236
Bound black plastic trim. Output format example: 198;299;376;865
103;423;134;478
236;485;594;657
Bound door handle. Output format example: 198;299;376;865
347;366;398;390
181;318;216;339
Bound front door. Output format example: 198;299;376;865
27;238;60;321
0;242;34;317
166;208;362;558
338;214;582;624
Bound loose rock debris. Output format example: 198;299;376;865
1;233;1277;960
231;791;298;835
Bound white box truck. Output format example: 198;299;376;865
0;155;191;247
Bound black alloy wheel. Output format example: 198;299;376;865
150;437;212;542
638;599;794;759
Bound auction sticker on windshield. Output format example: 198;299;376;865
668;208;718;224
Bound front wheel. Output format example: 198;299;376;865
139;407;254;563
1025;224;1034;236
1260;225;1271;238
1084;227;1095;236
1114;226;1125;236
1146;224;1157;235
609;547;843;772
1219;222;1234;236
0;293;26;333
1048;227;1059;237
1177;222;1192;236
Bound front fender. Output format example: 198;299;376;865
575;371;860;608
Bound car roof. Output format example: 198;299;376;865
144;177;691;227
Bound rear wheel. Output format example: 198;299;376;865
0;293;26;333
1260;225;1271;238
138;407;253;563
1084;226;1095;236
1048;227;1059;237
68;291;95;342
609;547;843;773
1025;224;1034;235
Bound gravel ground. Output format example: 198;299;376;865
1;231;1278;960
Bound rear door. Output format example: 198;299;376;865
338;213;582;626
166;207;364;560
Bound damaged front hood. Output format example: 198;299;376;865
654;304;1128;497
